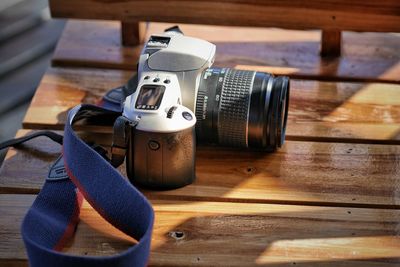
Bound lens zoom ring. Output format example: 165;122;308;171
219;69;254;146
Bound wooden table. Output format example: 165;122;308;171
1;20;400;266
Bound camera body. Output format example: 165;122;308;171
122;30;212;188
121;28;290;189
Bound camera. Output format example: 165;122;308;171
119;27;290;189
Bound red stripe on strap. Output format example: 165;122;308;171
53;189;83;251
62;151;119;237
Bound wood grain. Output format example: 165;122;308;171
22;67;400;143
1;194;400;266
48;0;400;32
2;130;400;208
52;20;400;83
22;67;132;130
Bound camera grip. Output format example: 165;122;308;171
126;127;196;189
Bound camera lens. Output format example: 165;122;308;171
195;68;289;151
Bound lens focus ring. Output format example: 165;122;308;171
219;69;255;147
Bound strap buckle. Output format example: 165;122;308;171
111;116;138;167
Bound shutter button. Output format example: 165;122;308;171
148;140;160;150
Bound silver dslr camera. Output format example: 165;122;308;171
121;27;290;189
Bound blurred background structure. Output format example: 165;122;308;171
0;0;65;163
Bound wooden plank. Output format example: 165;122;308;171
48;0;400;32
22;67;400;143
22;67;132;130
321;30;341;57
1;194;400;266
0;103;31;166
2;130;400;208
52;20;400;83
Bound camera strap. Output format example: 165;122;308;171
0;104;154;267
111;116;137;167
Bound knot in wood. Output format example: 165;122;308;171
169;231;185;240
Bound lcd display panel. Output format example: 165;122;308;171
135;85;166;110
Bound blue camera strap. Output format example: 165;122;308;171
3;104;154;267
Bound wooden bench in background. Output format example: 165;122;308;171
1;1;400;266
49;0;400;57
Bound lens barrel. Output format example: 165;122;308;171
195;68;289;151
